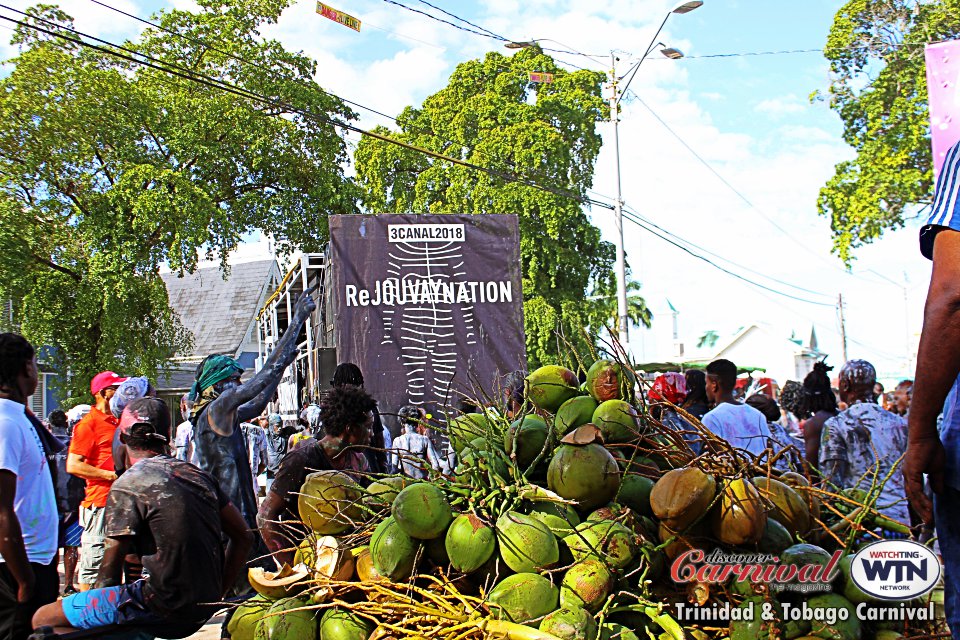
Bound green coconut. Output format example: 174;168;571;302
539;606;598;640
504;415;551;470
729;596;783;640
527;502;581;538
527;365;580;412
564;520;637;569
592;399;640;443
298;470;364;535
804;594;860;640
496;511;559;573
488;573;559;624
560;558;614;613
226;594;272;640
839;555;877;605
547;444;621;511
585;360;635;402
254;597;316;640
447;413;492;453
363;475;410;508
617;474;655;516
456;445;511;484
780;544;837;586
392;483;452;539
758;517;794;554
446;513;496;573
370;516;419;581
554;396;599;438
319;607;373;640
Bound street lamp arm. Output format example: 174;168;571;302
616;12;670;105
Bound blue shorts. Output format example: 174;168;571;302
61;580;149;629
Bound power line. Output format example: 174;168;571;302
622;203;834;300
380;0;505;41
412;0;507;41
619;208;835;307
630;94;889;287
83;0;607;213
0;8;614;214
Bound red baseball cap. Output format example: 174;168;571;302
90;371;128;396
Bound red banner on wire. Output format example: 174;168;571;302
316;2;361;32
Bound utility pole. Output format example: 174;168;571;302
838;293;848;362
609;55;629;348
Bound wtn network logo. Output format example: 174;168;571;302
850;540;940;600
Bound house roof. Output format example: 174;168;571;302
162;259;278;360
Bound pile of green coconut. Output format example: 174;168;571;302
230;360;943;640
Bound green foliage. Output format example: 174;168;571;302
355;46;644;365
817;0;960;263
0;2;358;403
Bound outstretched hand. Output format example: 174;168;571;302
295;284;319;318
903;433;946;525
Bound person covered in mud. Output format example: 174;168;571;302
32;397;252;638
390;405;443;479
257;384;376;566
189;287;316;536
819;359;909;525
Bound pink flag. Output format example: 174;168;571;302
926;40;960;179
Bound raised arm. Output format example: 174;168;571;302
208;287;317;436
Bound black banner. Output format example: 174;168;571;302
329;214;526;431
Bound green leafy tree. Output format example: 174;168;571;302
589;278;653;343
817;0;960;263
354;46;643;366
0;2;358;403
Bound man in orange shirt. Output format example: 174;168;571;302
66;371;126;592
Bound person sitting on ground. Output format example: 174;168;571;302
745;393;802;472
796;361;839;473
390;406;443;480
819;359;910;526
257;385;376;566
648;373;701;454
681;370;710;422
701;359;772;457
32;397;253;639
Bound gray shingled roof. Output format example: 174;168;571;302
162;259;277;359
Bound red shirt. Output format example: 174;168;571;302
68;406;119;508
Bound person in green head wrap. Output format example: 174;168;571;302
188;287;317;555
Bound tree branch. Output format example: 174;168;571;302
142;123;171;162
32;253;81;282
93;149;115;186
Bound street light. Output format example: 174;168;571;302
504;1;701;351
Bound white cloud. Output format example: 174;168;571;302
755;93;808;116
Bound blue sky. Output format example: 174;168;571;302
2;0;931;383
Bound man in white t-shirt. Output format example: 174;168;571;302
701;359;772;458
0;334;59;640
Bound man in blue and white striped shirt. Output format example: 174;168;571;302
906;138;960;635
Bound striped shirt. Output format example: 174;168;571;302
921;139;960;258
921;138;960;491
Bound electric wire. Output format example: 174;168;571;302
412;0;507;41
83;0;605;212
380;0;505;41
622;204;834;299
619;208;835;307
0;8;615;214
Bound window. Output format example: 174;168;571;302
27;373;48;417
